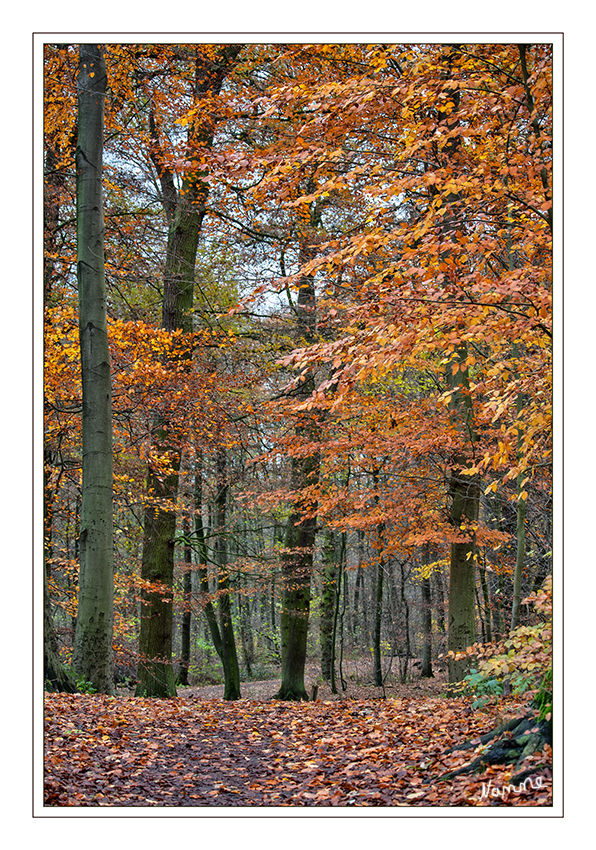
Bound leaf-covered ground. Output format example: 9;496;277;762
44;692;551;808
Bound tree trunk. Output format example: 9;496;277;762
421;48;480;684
137;454;179;696
72;44;114;695
193;447;241;699
510;391;527;630
372;558;385;687
331;532;347;694
433;569;446;636
178;517;193;686
479;563;492;643
239;576;255;679
446;341;480;683
213;447;241;701
277;480;317;700
399;560;411;683
320;527;337;682
353;530;368;642
487;493;504;641
371;467;386;687
277;396;319;700
276;201;323;701
420;575;434;678
194;451;223;659
136;182;198;696
447;465;479;682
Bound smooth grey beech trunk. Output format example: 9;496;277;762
72;44;114;694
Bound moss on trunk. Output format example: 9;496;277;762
72;43;114;695
136;462;179;698
276;504;316;701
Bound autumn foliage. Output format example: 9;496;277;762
42;40;554;808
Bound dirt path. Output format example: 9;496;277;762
44;690;551;807
176;670;450;702
179;678;282;701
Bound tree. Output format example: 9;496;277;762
136;44;243;697
420;574;433;678
44;557;76;693
275;195;327;701
256;42;551;682
178;514;193;686
212;447;242;699
71;44;114;694
189;444;243;700
319;527;337;683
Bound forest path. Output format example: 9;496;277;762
44;690;551;807
176;668;450;703
178;678;281;701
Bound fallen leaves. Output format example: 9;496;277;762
44;693;552;808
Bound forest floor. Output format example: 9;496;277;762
44;667;552;809
177;666;450;702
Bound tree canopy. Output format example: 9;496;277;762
42;39;554;807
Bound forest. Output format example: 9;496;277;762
42;41;554;808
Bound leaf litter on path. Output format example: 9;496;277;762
44;692;552;808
